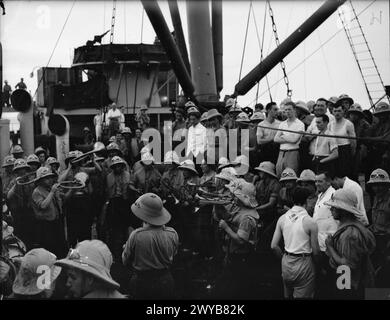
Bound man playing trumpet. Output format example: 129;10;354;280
7;159;36;248
31;167;69;257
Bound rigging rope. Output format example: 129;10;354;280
238;1;252;83
267;0;292;98
244;0;377;108
33;0;77;99
252;1;272;103
256;124;390;144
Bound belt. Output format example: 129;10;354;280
280;149;299;153
284;251;312;257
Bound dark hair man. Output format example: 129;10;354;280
256;102;281;164
274;102;305;177
271;187;320;299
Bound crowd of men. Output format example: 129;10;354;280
1;94;390;299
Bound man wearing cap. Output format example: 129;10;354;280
186;106;207;167
327;96;339;115
3;80;12;108
11;248;62;299
274;101;305;177
234;112;251;161
214;181;259;299
102;156;132;261
329;104;356;178
254;161;280;247
205;109;227;166
135;105;150;130
249;112;264;168
347;104;370;179
256;102;281;164
367;102;390;175
223;101;242;130
123;193;178;299
271;187;320;299
367;169;390;269
297;169;318;217
172;107;187;150
26;154;41;172
46;157;60;176
59;149;102;183
159;151;184;206
130;152;161;195
278;168;298;217
295;101;314;129
32;167;69;257
56;240;125;298
7;159;35;247
11;145;25;160
75;127;95;153
177;159;200;252
324;189;376;299
1;156;15;199
311;114;338;175
120;127;132;164
336;94;354;112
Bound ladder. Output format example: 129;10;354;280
338;0;389;108
109;0;117;44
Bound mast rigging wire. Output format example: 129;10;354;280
33;0;77;99
244;0;377;108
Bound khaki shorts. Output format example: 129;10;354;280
281;254;316;299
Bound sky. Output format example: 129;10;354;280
1;0;389;110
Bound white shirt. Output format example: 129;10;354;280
313;186;338;251
306;114;335;155
314;129;338;157
274;118;305;151
281;206;312;254
343;177;368;225
328;118;356;146
107;109;122;120
94;114;103;127
186;122;207;157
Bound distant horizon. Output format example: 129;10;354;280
1;1;389;110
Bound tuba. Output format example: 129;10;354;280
15;171;37;186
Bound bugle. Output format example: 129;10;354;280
57;180;85;190
15;172;37;186
71;142;106;164
160;178;180;205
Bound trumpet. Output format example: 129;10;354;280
160;178;181;205
57;180;85;190
15;172;37;186
71;142;106;164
